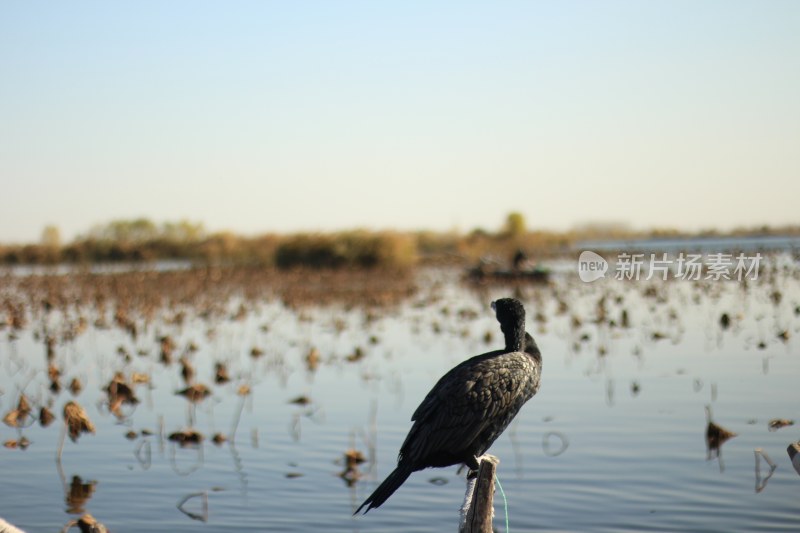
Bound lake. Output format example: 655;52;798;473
0;260;798;532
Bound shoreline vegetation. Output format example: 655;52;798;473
0;265;418;309
1;216;798;269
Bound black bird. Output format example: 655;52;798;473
355;297;542;514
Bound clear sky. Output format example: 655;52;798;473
1;1;798;243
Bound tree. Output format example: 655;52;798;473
89;218;158;244
161;220;205;243
41;225;62;249
503;212;526;238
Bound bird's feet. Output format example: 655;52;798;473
465;454;499;479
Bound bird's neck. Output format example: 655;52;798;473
502;321;525;352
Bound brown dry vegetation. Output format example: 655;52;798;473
2;217;798;269
0;266;417;328
0;227;570;268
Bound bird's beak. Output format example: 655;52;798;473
491;301;496;312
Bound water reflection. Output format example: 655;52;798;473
705;406;737;472
134;438;152;470
228;441;249;496
65;475;97;514
338;448;367;487
55;447;99;519
753;448;777;493
169;439;205;476
605;378;615;407
288;404;325;442
542;431;569;457
177;491;209;522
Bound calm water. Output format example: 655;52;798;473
1;262;799;532
576;234;800;253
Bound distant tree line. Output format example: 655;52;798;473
0;214;553;268
4;214;785;269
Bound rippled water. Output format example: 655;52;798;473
1;263;799;532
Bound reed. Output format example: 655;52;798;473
274;231;416;270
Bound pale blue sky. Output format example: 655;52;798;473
1;1;798;243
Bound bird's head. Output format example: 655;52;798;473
491;298;526;351
491;297;525;322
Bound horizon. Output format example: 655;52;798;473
2;1;799;243
4;215;800;248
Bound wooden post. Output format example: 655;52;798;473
0;518;28;533
460;455;499;533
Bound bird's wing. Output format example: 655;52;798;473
401;351;531;462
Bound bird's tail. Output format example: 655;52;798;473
354;464;413;514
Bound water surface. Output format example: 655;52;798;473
0;263;798;531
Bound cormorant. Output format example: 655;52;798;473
355;297;542;514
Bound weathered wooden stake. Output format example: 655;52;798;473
0;517;27;533
460;455;499;533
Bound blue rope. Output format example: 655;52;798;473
495;474;509;532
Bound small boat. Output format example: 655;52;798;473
466;260;550;283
